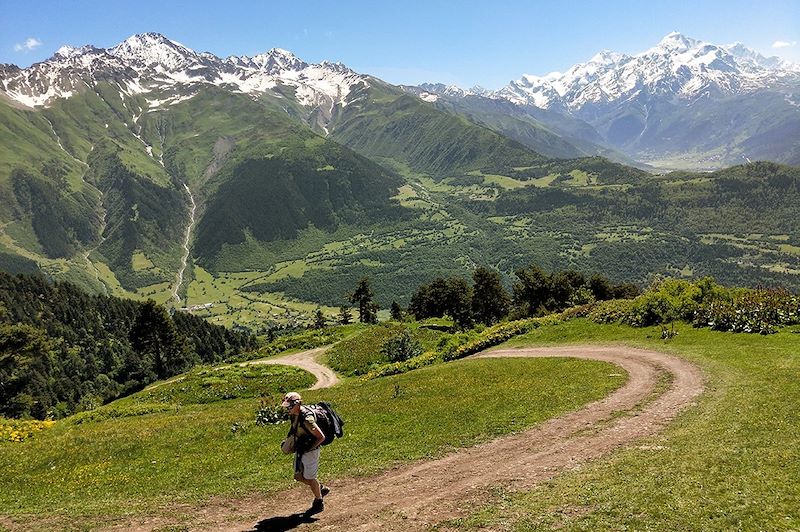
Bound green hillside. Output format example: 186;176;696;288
0;272;256;419
448;320;800;531
193;138;407;271
428;93;642;166
246;162;800;311
330;83;546;177
1;79;799;327
0;350;620;522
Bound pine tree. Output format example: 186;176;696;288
129;300;193;381
349;278;378;324
390;301;404;321
313;308;327;329
338;306;353;325
0;323;53;418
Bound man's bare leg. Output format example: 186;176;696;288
295;473;322;499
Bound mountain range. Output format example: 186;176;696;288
408;32;800;169
1;32;799;329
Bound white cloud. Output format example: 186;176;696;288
14;37;43;52
772;40;797;49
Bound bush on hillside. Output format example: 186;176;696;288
586;299;636;324
444;318;551;361
381;329;423;362
255;401;289;426
693;289;800;334
582;277;799;334
624;278;707;327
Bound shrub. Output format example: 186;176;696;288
436;330;481;360
381;330;423;362
444;319;542;361
362;350;443;380
624;278;705;327
587;299;636;324
255;401;289;426
693;289;800;334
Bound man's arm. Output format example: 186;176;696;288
307;422;325;450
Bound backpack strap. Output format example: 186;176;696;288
296;405;317;432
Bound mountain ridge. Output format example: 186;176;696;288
413;32;800;168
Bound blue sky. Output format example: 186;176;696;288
1;0;798;89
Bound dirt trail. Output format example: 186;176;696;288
114;344;703;531
142;347;336;392
252;347;339;390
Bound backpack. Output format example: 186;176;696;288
304;402;345;446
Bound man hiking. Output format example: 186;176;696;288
282;392;330;515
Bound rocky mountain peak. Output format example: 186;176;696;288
654;31;700;52
0;33;370;116
108;32;199;70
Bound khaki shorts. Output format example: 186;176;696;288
295;448;320;480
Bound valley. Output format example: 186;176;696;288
0;33;798;328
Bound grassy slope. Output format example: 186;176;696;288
429;97;587;160
324;322;448;375
447;319;800;531
2;85;799;314
0;354;619;523
331;82;546;178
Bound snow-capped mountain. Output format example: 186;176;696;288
412;83;493;102
0;32;369;120
491;32;799;112
415;33;800;168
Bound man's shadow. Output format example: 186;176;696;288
250;512;319;531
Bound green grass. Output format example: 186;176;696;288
228;323;366;363
123;364;315;407
444;319;800;531
0;354;619;526
325;322;449;375
131;250;156;271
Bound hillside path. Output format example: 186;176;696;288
114;344;704;531
250;347;339;389
142;346;337;392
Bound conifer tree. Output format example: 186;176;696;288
349;278;378;324
338;306;353;325
313;308;327;329
129;300;192;380
390;301;404;321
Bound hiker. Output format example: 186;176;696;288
282;392;330;515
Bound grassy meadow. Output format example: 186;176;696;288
0;348;620;527
443;319;800;531
2;314;800;530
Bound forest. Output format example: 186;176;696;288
0;273;256;419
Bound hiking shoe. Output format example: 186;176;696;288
321;485;331;498
306;498;324;516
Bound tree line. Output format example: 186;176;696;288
344;264;640;329
0;273;256;420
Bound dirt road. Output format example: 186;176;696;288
250;347;339;390
143;347;338;392
115;343;703;531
